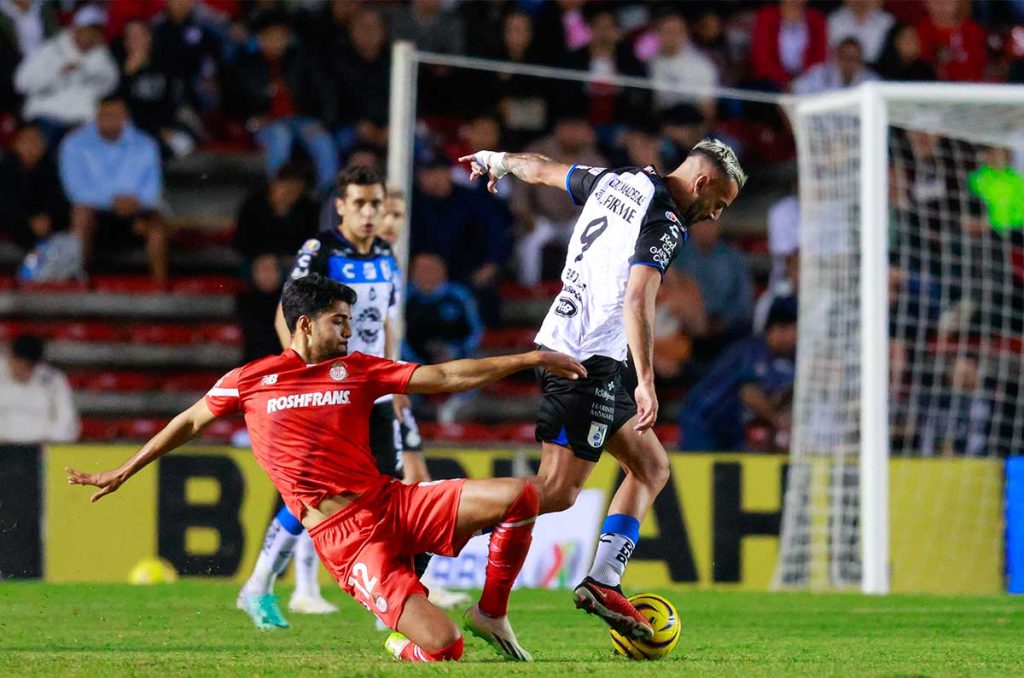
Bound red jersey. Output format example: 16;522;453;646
205;349;418;519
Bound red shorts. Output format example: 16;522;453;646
307;478;466;629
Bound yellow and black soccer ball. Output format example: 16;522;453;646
610;593;681;660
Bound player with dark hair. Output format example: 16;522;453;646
461;139;745;640
68;273;587;662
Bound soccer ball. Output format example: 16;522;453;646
610;593;681;660
128;557;178;585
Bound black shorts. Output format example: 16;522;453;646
370;401;403;479
534;348;637;463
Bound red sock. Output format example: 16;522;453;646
479;482;539;617
399;636;464;662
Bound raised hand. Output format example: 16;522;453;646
458;151;508;194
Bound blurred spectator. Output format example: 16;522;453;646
916;0;987;82
533;0;590;65
488;10;550;146
118;20;197;159
0;334;79;444
652;268;704;380
377;189;406;247
299;0;358;59
402;253;484;365
690;9;741;86
150;0;222;109
678;300;797;452
874;22;937;81
390;0;465;55
827;0;894;65
754;251;799;334
331;8;390;161
14;5;118;146
510;113;607;285
0;125;68;251
564;5;646;128
750;0;827;90
609;119;661;169
233;161;318;261
671;219;754;357
0;0;58;57
792;37;878;95
647;12;718;122
59;95;167;285
767;183;800;287
411;153;511;326
222;10;338;193
236;254;284;362
659;104;710;168
914;355;990;457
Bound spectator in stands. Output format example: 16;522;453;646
914;355;990;457
236;253;284;363
827;0;894;65
659;104;711;168
792;37;879;95
150;0;222;109
510;112;607;285
0;334;79;444
750;0;827;90
916;0;987;82
402;253;484;365
0;125;68;251
754;250;799;335
390;0;465;56
411;152;511;326
690;9;741;87
766;181;800;288
59;94;167;285
222;9;338;193
677;299;797;453
874;22;937;81
532;0;590;65
0;0;58;58
671;219;754;360
118;20;197;159
233;161;318;262
564;5;647;129
299;0;357;59
647;12;718;123
652;268;704;381
331;8;390;161
14;5;118;146
487;10;550;147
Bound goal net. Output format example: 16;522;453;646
774;84;1024;593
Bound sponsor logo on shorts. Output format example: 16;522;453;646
266;390;351;413
588;422;608;449
595;380;616;402
330;362;348;382
555;297;579;318
261;374;278;386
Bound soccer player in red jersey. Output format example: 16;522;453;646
67;273;587;662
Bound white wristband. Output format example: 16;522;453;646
491;151;508;178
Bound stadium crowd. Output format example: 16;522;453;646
2;0;1023;453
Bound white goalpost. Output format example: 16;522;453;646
775;83;1024;594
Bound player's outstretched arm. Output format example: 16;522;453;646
624;264;662;433
66;398;220;502
459;151;571;194
407;350;586;394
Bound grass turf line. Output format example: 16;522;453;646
0;583;1021;676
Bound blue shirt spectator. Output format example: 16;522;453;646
672;219;754;339
402;253;484;365
59;111;161;211
679;300;797;452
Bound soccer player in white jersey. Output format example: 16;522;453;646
461;139;746;640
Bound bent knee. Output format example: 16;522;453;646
624;450;671;490
538;481;582;514
417;621;462;654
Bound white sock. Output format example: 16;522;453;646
293;531;321;599
587;532;636;588
243;517;299;597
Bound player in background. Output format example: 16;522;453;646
235;168;456;628
461;139;746;639
68;274;588;662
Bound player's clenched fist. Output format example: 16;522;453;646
459;150;508;194
532;350;587;381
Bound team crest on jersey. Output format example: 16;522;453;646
300;239;321;254
261;374;278;386
588;422;608;449
330;362;348;382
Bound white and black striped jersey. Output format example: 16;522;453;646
534;165;687;362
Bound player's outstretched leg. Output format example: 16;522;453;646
288;531;338;614
237;504;300;629
457;478;539;661
574;419;670;641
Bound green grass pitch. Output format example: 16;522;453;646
1;582;1021;676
